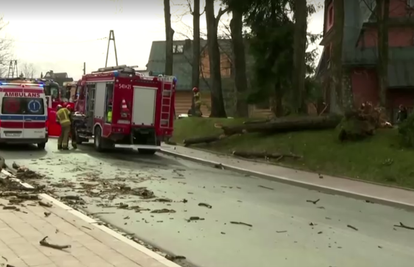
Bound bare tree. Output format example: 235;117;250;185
164;0;174;75
21;63;37;78
376;0;390;107
292;0;308;113
205;0;228;117
0;17;12;78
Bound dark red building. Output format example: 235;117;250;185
316;0;414;121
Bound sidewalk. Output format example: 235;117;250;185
0;193;178;267
160;145;414;210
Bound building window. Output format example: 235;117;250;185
173;44;184;54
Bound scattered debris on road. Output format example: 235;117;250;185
306;198;320;205
39;236;71;250
230;221;252;227
213;163;224;169
258;185;274;190
151;209;176;214
165;255;186;261
186;216;205;222
39;200;53;207
347;224;358;231
44;212;51;217
3;205;19;211
276;230;287;233
198;202;212;208
394;222;414;230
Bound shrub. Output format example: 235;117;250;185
398;113;414;147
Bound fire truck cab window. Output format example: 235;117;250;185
105;84;114;123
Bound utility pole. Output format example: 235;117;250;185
83;62;86;75
105;30;118;67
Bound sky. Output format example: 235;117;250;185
0;0;324;80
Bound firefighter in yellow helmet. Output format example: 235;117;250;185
56;104;71;150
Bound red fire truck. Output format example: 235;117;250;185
73;65;176;154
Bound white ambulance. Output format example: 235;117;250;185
0;82;48;149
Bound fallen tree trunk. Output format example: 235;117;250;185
232;150;302;160
183;135;224;147
218;115;341;136
243;119;271;125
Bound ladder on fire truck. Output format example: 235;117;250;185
160;76;174;128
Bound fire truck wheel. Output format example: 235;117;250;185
94;127;104;152
37;143;46;150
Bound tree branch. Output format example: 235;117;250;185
216;7;229;22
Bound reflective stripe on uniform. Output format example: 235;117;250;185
194;92;201;104
107;111;112;122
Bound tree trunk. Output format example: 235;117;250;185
292;0;308;114
376;0;389;107
274;83;284;117
192;0;200;89
332;0;345;112
190;0;200;115
164;0;174;75
205;0;227;118
218;115;341;136
230;9;249;117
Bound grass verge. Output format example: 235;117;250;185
172;117;414;189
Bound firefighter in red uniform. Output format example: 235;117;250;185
66;104;77;149
192;87;202;117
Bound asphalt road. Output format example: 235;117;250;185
1;140;414;267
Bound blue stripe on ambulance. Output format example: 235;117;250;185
0;115;47;121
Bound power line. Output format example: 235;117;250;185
0;37;108;45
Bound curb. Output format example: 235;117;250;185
160;149;414;212
0;167;181;267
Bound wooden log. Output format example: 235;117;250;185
243;119;271;125
232;150;302;160
219;115;341;136
183;135;224;147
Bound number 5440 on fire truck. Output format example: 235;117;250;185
72;65;176;155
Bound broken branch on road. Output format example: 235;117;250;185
306;199;320;205
230;221;253;227
347;224;358;231
186;216;205;222
198;203;212;209
394;222;414;230
151;209;176;214
38;200;53;207
232;150;302;161
39;236;71;250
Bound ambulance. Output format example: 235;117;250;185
0;82;48;149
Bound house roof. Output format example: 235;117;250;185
146;39;233;91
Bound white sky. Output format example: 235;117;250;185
0;0;324;80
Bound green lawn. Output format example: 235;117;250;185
172;117;414;189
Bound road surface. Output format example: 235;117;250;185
1;140;414;267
